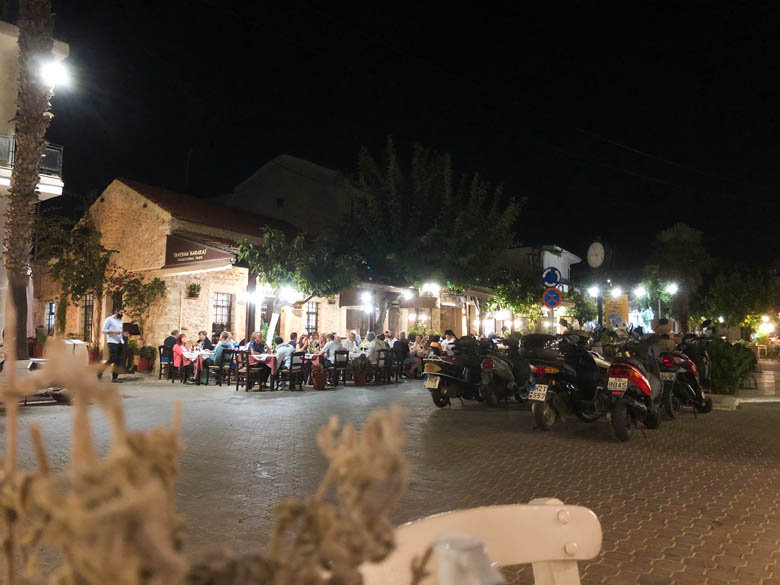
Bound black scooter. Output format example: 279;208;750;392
423;336;483;407
527;332;610;430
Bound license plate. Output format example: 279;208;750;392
424;376;441;389
660;372;676;381
607;377;628;391
528;384;548;401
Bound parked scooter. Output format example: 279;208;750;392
423;336;483;407
603;328;664;441
527;330;611;430
479;337;532;406
651;318;713;417
679;320;713;390
658;349;713;417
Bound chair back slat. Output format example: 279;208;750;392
334;350;349;366
360;500;602;585
159;345;173;362
291;352;304;370
377;349;390;367
220;349;235;367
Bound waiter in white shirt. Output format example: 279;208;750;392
99;306;125;382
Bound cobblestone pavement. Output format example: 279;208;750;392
3;377;780;584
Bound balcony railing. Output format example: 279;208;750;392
0;134;63;177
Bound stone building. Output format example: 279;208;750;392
34;179;454;348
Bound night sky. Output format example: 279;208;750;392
45;1;780;268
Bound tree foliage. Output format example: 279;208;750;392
694;269;780;330
488;268;544;323
351;136;523;289
566;288;597;328
648;223;712;332
48;219;114;344
237;229;362;300
49;219;114;304
119;272;167;345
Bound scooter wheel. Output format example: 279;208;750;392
694;397;713;414
533;399;557;430
575;393;604;423
430;388;450;408
611;401;634;441
664;387;681;419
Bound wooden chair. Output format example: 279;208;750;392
391;348;406;382
206;349;234;386
278;351;305;390
374;349;391;384
327;350;349;386
235;351;271;391
361;498;602;585
158;345;173;380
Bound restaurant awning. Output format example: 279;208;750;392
399;296;438;309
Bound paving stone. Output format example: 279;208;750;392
2;377;779;583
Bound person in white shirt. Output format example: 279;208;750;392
351;329;361;346
441;329;457;357
385;330;396;348
366;332;382;365
274;336;294;370
342;331;358;352
99;307;125;382
320;333;341;367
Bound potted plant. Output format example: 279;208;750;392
137;345;157;373
186;282;201;298
311;363;327;390
350;354;372;386
87;343;101;364
33;328;47;358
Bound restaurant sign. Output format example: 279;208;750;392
164;235;234;268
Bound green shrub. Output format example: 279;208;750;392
35;328;48;346
139;345;157;366
709;339;757;394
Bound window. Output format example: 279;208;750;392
45;301;56;335
346;308;370;338
212;292;233;336
82;294;94;342
305;301;319;334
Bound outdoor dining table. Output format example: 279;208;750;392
182;348;212;383
247;352;279;390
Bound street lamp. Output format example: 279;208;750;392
665;282;679;295
587;286;599;298
279;286;299;305
611;287;622;299
633;286;647;298
718;316;725;323
40;61;69;88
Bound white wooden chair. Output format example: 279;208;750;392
361;498;602;585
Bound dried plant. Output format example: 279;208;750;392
1;293;412;585
187;405;409;585
1;301;187;585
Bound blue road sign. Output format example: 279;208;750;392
542;287;563;309
541;266;562;287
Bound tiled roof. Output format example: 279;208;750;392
116;178;296;237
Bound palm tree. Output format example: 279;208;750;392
2;0;55;358
649;223;712;332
